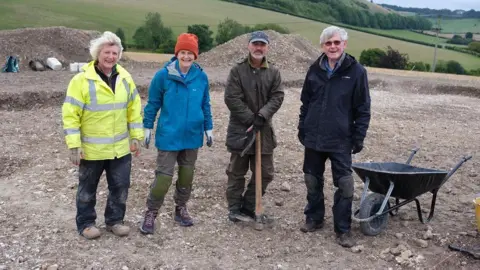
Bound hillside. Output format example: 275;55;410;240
340;0;392;14
222;0;433;30
1;0;479;70
379;4;480;19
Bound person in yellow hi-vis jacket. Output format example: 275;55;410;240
62;31;143;240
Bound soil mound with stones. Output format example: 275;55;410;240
197;30;322;72
0;26;100;69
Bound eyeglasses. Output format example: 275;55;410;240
324;40;342;47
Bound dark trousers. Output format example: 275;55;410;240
225;153;274;214
76;154;132;233
302;148;354;234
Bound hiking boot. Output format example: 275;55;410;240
228;210;254;222
140;209;158;234
174;206;193;226
300;218;324;233
241;208;274;224
336;231;356;248
81;226;101;239
106;224;130;237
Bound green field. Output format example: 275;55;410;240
357;28;449;44
428;18;480;33
1;0;479;70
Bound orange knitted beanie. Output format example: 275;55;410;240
174;33;199;59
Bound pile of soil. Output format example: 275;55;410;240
0;26;100;70
197;30;322;72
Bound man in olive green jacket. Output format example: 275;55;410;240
224;31;285;222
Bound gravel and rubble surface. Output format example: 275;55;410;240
0;26;99;70
0;66;479;270
197;30;322;73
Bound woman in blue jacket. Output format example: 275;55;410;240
140;33;213;234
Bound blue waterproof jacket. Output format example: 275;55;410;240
143;57;213;151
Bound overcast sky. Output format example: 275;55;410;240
374;0;480;11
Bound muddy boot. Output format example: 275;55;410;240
140;209;158;234
300;217;324;233
106;223;130;237
174;206;193;226
241;208;274;224
81;226;101;239
228;210;254;222
336;231;356;248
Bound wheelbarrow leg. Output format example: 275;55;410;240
415;155;472;224
414;189;438;224
388;198;400;217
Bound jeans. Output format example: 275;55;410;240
76;154;132;233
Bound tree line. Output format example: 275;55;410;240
115;13;289;54
222;0;432;30
380;4;480;18
360;46;480;76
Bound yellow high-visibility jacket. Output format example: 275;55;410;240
61;61;144;160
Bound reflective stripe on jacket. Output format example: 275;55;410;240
62;61;144;160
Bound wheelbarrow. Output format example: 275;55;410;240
351;148;472;236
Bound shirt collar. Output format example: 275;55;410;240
321;52;346;72
248;55;269;68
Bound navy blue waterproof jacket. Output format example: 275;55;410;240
298;53;371;153
143;57;213;151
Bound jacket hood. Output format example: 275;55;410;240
163;56;203;81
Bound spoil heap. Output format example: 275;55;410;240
0;26;100;69
197;30;322;73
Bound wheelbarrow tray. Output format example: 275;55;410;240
352;162;448;200
351;150;471;237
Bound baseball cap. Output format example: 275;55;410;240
249;31;269;44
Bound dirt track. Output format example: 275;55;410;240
0;66;479;270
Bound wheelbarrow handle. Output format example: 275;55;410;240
406;147;420;165
441;154;473;186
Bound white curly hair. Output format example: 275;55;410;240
319;26;348;45
89;31;123;60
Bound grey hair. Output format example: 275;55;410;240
89;31;123;60
319;26;348;44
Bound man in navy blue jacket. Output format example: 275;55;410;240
297;26;371;248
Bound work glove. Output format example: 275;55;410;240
130;139;141;157
143;129;152;149
205;130;213;147
253;114;265;130
297;128;305;145
69;147;84;166
352;141;364;154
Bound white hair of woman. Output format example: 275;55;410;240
319;26;348;45
89;31;123;60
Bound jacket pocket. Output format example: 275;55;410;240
271;126;277;148
226;130;248;150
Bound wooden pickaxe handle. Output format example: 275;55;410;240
255;130;263;230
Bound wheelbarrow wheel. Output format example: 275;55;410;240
359;193;389;236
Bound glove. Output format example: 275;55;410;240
352;141;364;154
205;130;213;147
298;128;305;145
69;147;84;166
143;129;152;148
130;139;141;157
253;114;265;130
